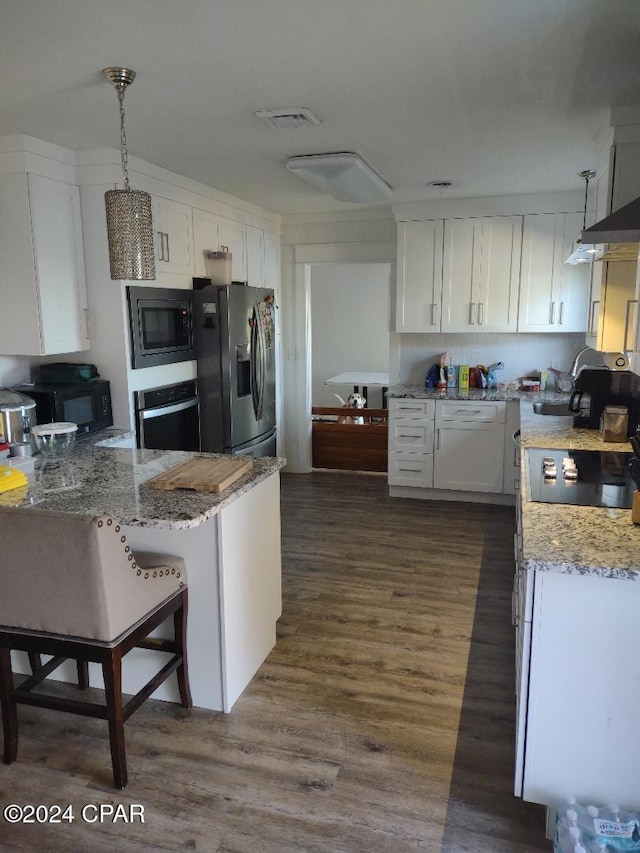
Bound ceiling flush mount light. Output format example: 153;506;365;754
565;169;600;265
285;152;392;203
103;67;155;281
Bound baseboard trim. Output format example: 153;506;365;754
389;485;515;506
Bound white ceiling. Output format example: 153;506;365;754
1;0;639;215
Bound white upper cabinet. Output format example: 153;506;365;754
263;230;280;294
395;220;443;332
518;212;589;333
585;161;610;348
218;217;247;283
192;207;221;278
246;225;265;288
441;215;521;333
0;173;89;356
193;212;279;296
153;196;194;276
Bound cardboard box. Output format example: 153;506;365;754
458;365;469;390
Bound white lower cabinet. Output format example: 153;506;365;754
513;519;535;797
502;401;521;495
433;400;506;492
0;173;89;355
518;570;640;806
388;399;435;487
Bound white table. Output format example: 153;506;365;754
324;371;390;407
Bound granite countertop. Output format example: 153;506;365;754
517;401;639;581
0;428;285;530
388;386;640;580
388;383;569;403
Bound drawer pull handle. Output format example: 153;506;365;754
399;467;420;473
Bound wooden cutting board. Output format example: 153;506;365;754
148;457;253;494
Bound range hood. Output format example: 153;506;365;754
581;196;640;262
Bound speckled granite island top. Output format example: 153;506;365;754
518;401;639;581
0;429;285;530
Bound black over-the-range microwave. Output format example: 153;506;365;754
127;286;195;369
14;380;113;434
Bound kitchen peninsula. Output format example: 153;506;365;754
387;385;640;811
0;431;285;713
515;403;639;809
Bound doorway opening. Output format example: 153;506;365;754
309;262;391;472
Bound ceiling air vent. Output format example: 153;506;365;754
254;107;322;129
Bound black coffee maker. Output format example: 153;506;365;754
569;368;640;436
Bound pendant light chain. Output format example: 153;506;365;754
578;168;596;230
117;84;130;192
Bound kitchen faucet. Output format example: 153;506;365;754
568;346;600;380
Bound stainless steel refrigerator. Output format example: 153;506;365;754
194;282;276;457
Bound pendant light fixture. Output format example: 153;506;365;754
565;169;599;265
103;67;156;281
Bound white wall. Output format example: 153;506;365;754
392;332;589;388
0;356;33;388
311;263;390;408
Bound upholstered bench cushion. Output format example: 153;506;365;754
0;508;186;642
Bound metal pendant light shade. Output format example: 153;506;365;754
103;67;156;280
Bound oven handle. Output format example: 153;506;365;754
138;397;199;420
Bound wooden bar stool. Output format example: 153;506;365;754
0;507;192;788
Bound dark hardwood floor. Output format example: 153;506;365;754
0;472;548;851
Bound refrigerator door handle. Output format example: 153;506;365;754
250;304;266;421
255;304;266;421
250;308;259;419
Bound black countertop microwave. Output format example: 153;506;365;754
127;286;195;369
13;380;113;434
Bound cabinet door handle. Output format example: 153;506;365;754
83;308;91;340
589;300;600;336
559;301;565;325
624;299;638;352
477;302;484;325
164;232;171;263
469;302;476;325
435;428;440;450
156;231;164;261
431;303;438;326
549;301;556;325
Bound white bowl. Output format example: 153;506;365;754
31;422;78;458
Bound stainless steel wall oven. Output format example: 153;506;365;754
134;380;200;451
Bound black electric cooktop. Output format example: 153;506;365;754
526;448;634;509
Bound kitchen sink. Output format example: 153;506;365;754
532;401;573;417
